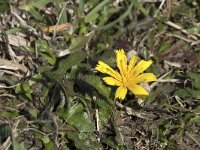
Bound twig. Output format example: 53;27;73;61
154;0;167;17
185;132;200;148
10;7;37;33
0;93;15;100
1;136;11;150
156;79;179;83
93;96;100;142
165;21;198;40
0;83;19;89
150;69;174;88
174;96;184;108
0;20;17;59
141;0;162;2
50;112;59;149
167;33;194;43
52;2;68;41
116;101;157;120
10;5;51;40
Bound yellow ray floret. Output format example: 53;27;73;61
96;61;122;81
128;55;137;73
96;49;157;100
115;86;127;100
116;50;128;77
102;77;122;86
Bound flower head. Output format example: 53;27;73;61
95;49;157;100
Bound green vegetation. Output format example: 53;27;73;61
0;0;200;149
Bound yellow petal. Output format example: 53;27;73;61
128;85;149;96
115;86;127;100
116;49;127;77
96;61;122;81
131;60;153;77
128;55;137;73
134;73;157;84
103;77;122;86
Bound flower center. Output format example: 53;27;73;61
122;72;132;87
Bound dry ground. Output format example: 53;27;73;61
0;0;200;150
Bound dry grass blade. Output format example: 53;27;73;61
1;137;11;150
116;101;157;120
0;0;200;149
165;21;200;40
0;59;27;73
0;34;30;47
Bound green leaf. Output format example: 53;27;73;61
36;40;56;65
20;0;53;10
33;130;50;144
101;136;119;149
95;3;133;30
66;132;100;150
28;108;39;118
22;83;31;92
96;99;112;124
0;0;10;12
174;87;200;99
40;53;56;65
12;138;26;150
78;0;86;16
69;32;95;53
20;0;53;20
28;7;44;21
29;74;42;86
86;13;99;23
188;72;200;89
0;110;19;119
189;115;200;123
156;20;166;32
15;83;23;94
174;87;192;98
144;88;159;106
57;103;94;132
67;111;95;132
25;91;32;100
15;83;32;101
188;89;200;99
131;0;148;16
0;124;11;143
158;43;171;53
58;50;86;74
6;27;23;34
54;1;68;24
44;141;56;150
187;72;200;80
83;75;111;99
57;32;94;56
46;51;86;79
98;50;115;67
84;0;110;23
187;27;200;33
59;9;68;24
57;103;85;120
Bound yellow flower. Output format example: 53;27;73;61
95;49;157;100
